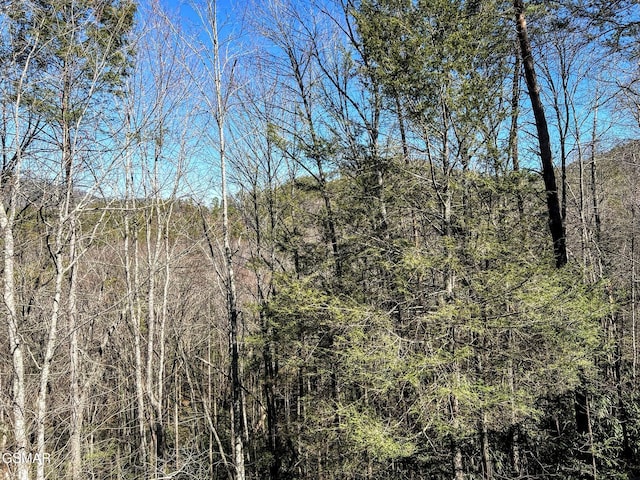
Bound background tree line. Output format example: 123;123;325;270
1;0;640;479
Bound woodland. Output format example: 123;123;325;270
1;0;640;479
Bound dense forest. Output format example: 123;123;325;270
2;0;640;479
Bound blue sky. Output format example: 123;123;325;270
131;0;640;196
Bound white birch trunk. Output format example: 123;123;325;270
1;35;40;480
210;2;245;477
68;225;82;479
0;209;29;480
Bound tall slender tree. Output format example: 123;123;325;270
179;1;247;477
513;0;567;268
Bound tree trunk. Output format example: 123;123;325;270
590;110;602;251
68;225;82;480
36;227;64;480
509;46;521;173
453;443;465;480
0;210;29;480
633;202;638;379
145;191;164;475
0;31;38;480
210;1;245;477
124;185;148;471
481;412;493;480
514;0;567;268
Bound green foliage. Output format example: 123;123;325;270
341;405;416;460
3;0;136;121
355;0;510;122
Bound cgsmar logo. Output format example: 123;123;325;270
1;452;50;465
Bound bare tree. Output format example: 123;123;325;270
0;14;42;480
513;0;567;268
170;1;247;477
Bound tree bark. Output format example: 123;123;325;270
210;1;245;477
481;412;493;480
514;0;567;268
37;92;74;478
68;225;82;480
123;162;148;471
509;45;521;173
0;207;29;480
